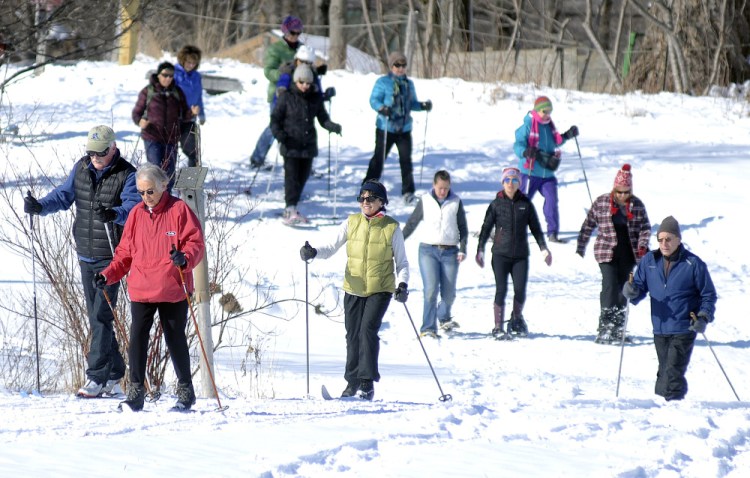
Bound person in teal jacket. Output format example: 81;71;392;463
362;51;432;205
513;96;578;243
622;216;717;401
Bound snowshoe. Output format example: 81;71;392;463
355;379;374;401
508;313;529;337
439;320;460;332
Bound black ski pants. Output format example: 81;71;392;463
129;300;191;386
653;332;696;401
79;259;126;384
491;254;529;309
179;121;198;167
343;292;392;383
283;156;314;207
363;128;415;196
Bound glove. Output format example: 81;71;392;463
327;122;342;135
275;86;287;98
420;100;433;112
24;192;42;215
542;249;552;266
170;246;187;268
475;251;485;268
689;311;710;333
622;281;639;300
315;64;328;76
300;241;317;261
94;205;117;223
576;250;585;258
378;106;391;118
323;86;336;101
394;282;409;303
523;146;539;160
637;247;648;258
199;117;206;126
93;273;107;290
562;125;579;140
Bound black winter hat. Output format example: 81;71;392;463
157;61;175;75
359;179;388;205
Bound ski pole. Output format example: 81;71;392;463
327;99;332;196
402;303;452;402
174;248;227;411
690;312;740;401
27;192;41;394
419;110;429;188
304;245;311;397
381;116;389;166
574;137;593;205
616;273;633;398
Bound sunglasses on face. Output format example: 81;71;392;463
393;63;407;68
357;195;381;203
503;178;520;185
137;189;156;196
289;31;302;36
87;147;110;158
159;72;174;78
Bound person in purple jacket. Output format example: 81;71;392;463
623;216;717;401
576;164;651;344
174;45;205;167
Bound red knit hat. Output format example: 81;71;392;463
534;96;553;112
614;164;633;189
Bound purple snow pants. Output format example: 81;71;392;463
520;173;559;236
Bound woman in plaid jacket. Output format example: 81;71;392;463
576;164;651;344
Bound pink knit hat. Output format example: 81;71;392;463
614;164;633;189
501;167;520;183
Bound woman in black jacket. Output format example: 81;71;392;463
477;167;551;339
270;64;341;225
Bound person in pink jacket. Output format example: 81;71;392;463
95;163;205;412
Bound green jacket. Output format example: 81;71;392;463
264;39;298;103
343;214;398;296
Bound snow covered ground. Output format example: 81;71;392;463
1;54;749;477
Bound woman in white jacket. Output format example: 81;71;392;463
402;170;469;337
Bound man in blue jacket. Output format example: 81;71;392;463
363;51;432;205
623;216;717;401
24;125;140;398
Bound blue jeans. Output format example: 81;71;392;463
143;140;177;192
250;104;275;164
418;243;459;333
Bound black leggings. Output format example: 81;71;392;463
364;129;414;195
129;301;191;385
283;156;314;207
491;254;529;307
343;292;392;383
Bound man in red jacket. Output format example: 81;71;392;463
96;163;205;412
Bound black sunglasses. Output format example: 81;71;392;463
159;72;174;78
357;195;381;203
87;147;110;158
393;63;407;68
137;189;156;196
289;31;302;36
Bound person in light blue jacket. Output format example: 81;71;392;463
174;45;205;167
362;51;432;205
622;216;717;401
513;96;578;243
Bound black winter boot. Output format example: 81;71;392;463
173;382;196;411
493;303;512;340
595;309;614;344
341;380;359;398
356;379;374;401
119;383;145;411
508;300;528;337
610;308;632;344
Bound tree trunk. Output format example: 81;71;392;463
329;0;346;69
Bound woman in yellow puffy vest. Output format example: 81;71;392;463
299;180;410;400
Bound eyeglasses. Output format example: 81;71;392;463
289;31;302;36
137;189;156;196
357;195;381;203
503;178;520;185
87;147;110;158
159;72;174;78
614;190;631;196
393;63;407;68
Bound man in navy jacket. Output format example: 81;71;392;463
623;216;717;401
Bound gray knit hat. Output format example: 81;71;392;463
657;216;681;238
388;51;407;67
293;64;314;84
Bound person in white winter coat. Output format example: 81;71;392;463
402;170;468;337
